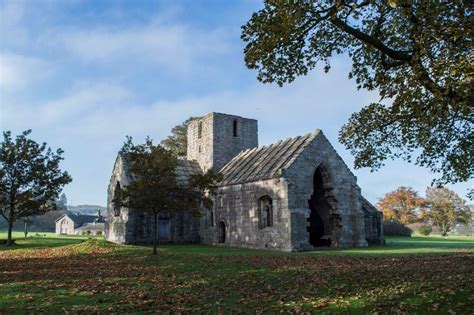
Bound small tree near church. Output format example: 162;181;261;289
114;136;221;255
0;130;72;246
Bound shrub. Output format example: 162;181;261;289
417;225;432;236
383;220;412;236
86;230;92;235
81;231;87;235
96;231;102;236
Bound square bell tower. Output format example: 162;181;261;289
187;113;258;172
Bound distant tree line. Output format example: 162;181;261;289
377;186;472;236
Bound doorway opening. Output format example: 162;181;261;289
308;165;333;247
157;218;170;241
218;221;226;243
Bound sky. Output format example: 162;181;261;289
0;0;472;207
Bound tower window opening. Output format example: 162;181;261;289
233;119;238;137
198;122;203;139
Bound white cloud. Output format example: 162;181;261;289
0;52;52;92
55;17;232;74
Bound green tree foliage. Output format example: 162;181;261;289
242;1;473;188
57;193;68;211
114;136;221;254
0;130;72;245
376;186;425;224
160;117;198;157
424;187;472;236
416;225;432;236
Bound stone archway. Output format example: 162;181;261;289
307;164;339;247
218;221;226;243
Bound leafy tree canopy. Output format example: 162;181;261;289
161;117;199;157
423;186;472;236
0;130;72;245
377;186;424;224
242;1;473;189
115;136;221;254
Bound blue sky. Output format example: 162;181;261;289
1;0;472;206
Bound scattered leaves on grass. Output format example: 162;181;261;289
0;240;473;313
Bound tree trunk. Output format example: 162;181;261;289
6;221;14;246
152;212;158;255
441;224;448;237
24;221;28;238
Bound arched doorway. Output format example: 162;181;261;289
218;221;226;243
308;165;333;247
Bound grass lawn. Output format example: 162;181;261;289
0;233;473;313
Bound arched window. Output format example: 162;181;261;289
233;119;238;137
112;182;122;217
258;196;273;229
198;122;203;138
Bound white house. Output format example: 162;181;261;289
55;212;105;236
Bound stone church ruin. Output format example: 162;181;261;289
105;112;383;251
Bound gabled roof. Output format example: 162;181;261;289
219;130;320;186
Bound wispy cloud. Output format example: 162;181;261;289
55;17;232;75
0;52;52;92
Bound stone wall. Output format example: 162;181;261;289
105;154;131;244
200;178;292;251
284;131;368;250
187;113;258;172
105;154;200;245
55;216;75;235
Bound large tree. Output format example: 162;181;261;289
242;1;473;189
0;130;72;245
423;187;471;236
377;186;425;224
160;117;198;158
115;136;221;254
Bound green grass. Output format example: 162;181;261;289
0;233;473;313
0;231;101;251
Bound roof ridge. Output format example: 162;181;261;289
280;129;321;172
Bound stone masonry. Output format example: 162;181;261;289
105;112;384;251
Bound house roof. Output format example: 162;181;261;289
219;130;320;186
75;222;105;231
61;214;98;228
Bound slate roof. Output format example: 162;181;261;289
117;153;201;185
66;214;97;228
75;222;105;231
176;159;202;184
219;130;320;186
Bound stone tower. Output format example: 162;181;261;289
187;112;258;172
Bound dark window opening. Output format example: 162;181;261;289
258;196;273;229
198;122;203;139
233;119;238;137
218;221;226;243
178;214;184;238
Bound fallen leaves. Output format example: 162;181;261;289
0;240;473;313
